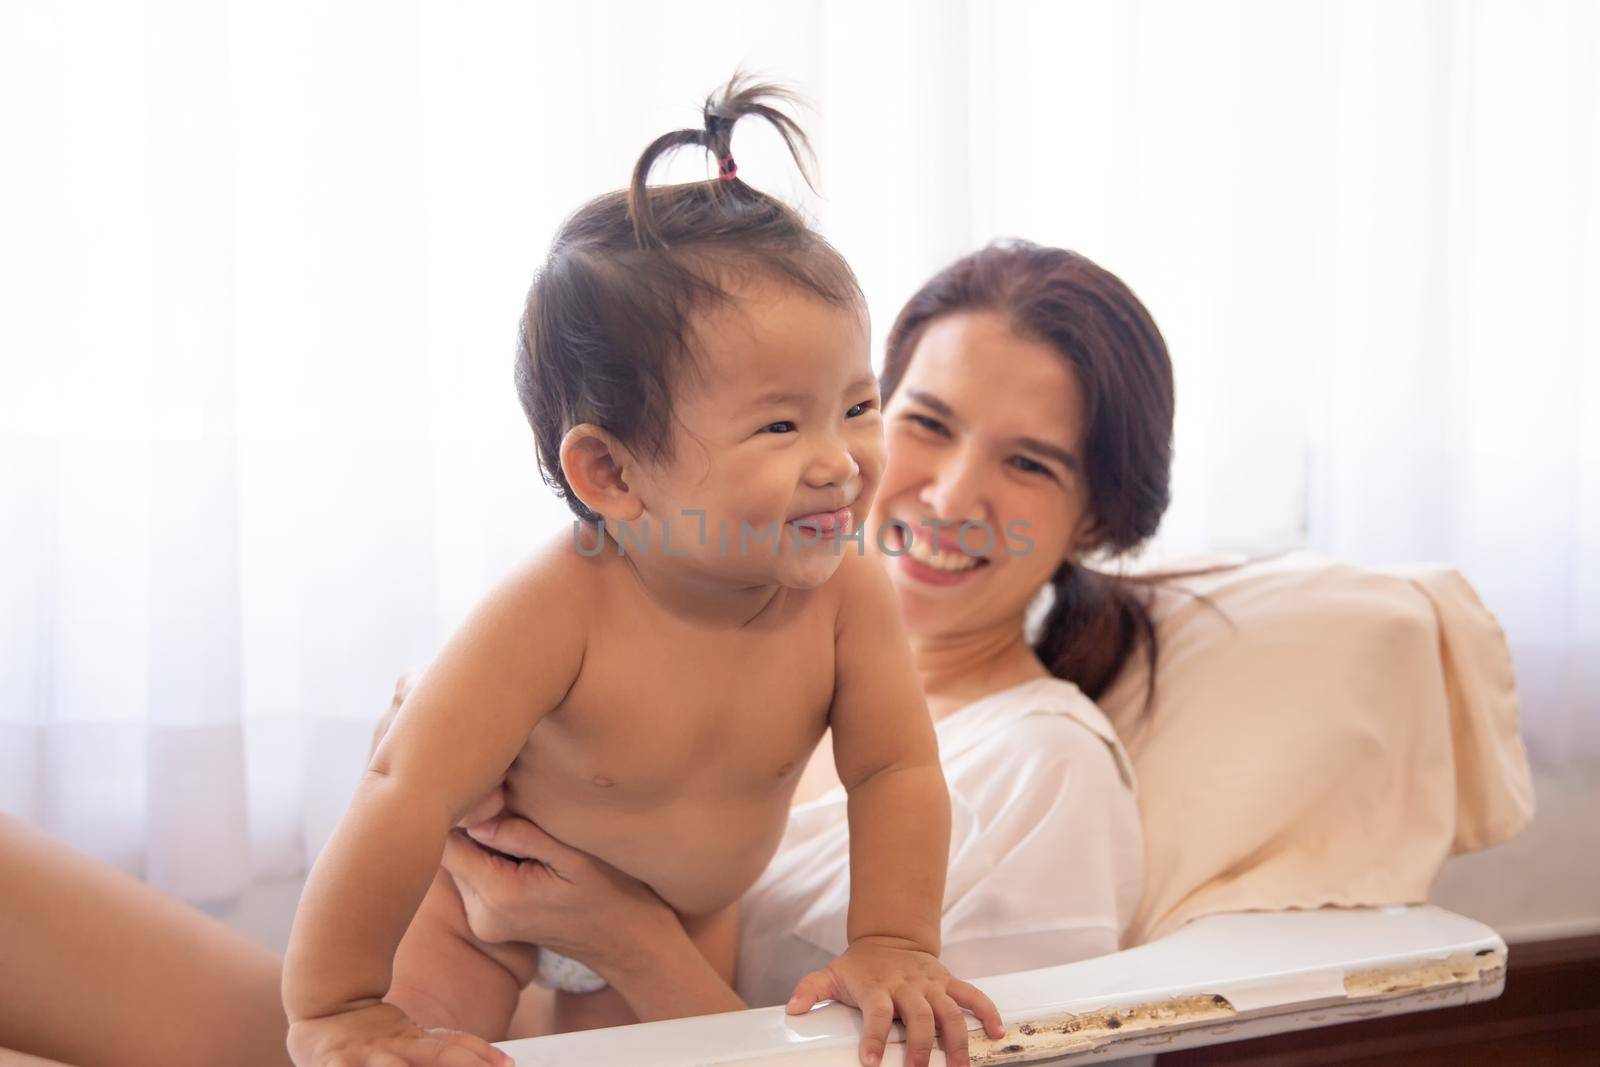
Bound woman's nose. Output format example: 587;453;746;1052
919;451;986;524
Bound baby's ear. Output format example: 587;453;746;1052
559;424;645;523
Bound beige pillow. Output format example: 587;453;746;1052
1097;551;1534;945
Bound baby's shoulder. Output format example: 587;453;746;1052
820;544;894;621
483;528;601;628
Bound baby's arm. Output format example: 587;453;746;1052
827;550;949;953
787;549;1003;1067
282;556;586;1067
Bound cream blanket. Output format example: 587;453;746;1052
1098;552;1535;944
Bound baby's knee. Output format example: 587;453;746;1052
391;869;531;1034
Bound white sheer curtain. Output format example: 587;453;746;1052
967;0;1600;768
2;0;1594;903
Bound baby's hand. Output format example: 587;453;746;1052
786;937;1005;1067
286;1001;513;1067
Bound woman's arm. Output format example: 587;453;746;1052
441;818;747;1022
0;815;290;1067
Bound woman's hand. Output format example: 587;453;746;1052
440;815;677;980
787;937;1005;1067
444;815;749;1025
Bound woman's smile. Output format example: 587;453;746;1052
884;522;993;586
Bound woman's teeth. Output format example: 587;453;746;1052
905;534;984;572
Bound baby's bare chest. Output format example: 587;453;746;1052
491;590;840;915
510;605;838;806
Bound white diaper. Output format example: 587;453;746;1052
533;946;609;994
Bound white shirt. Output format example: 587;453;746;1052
735;676;1144;1007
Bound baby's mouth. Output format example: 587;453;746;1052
787;506;853;538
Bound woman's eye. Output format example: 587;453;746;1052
1009;455;1053;477
762;421;796;434
908;413;948;435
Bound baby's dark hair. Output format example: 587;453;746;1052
515;75;865;524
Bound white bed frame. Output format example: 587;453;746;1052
496;905;1506;1066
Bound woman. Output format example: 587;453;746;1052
0;240;1174;1067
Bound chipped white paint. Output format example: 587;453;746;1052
959;944;1508;1066
964;994;1238;1064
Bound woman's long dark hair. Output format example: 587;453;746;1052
881;240;1176;702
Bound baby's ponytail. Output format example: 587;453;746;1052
627;75;817;249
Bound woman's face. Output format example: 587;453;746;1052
869;310;1092;639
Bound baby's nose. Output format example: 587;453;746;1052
805;439;860;487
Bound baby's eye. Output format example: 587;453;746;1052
1009;455;1054;478
845;399;877;418
762;421;797;434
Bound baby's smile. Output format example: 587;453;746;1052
786;504;855;541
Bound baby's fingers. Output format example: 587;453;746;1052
857;991;895;1067
893;993;937;1067
947;978;1005;1040
932;993;974;1067
786;968;840;1015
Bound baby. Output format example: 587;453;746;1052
282;79;1003;1067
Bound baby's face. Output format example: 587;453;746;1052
631;279;881;590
